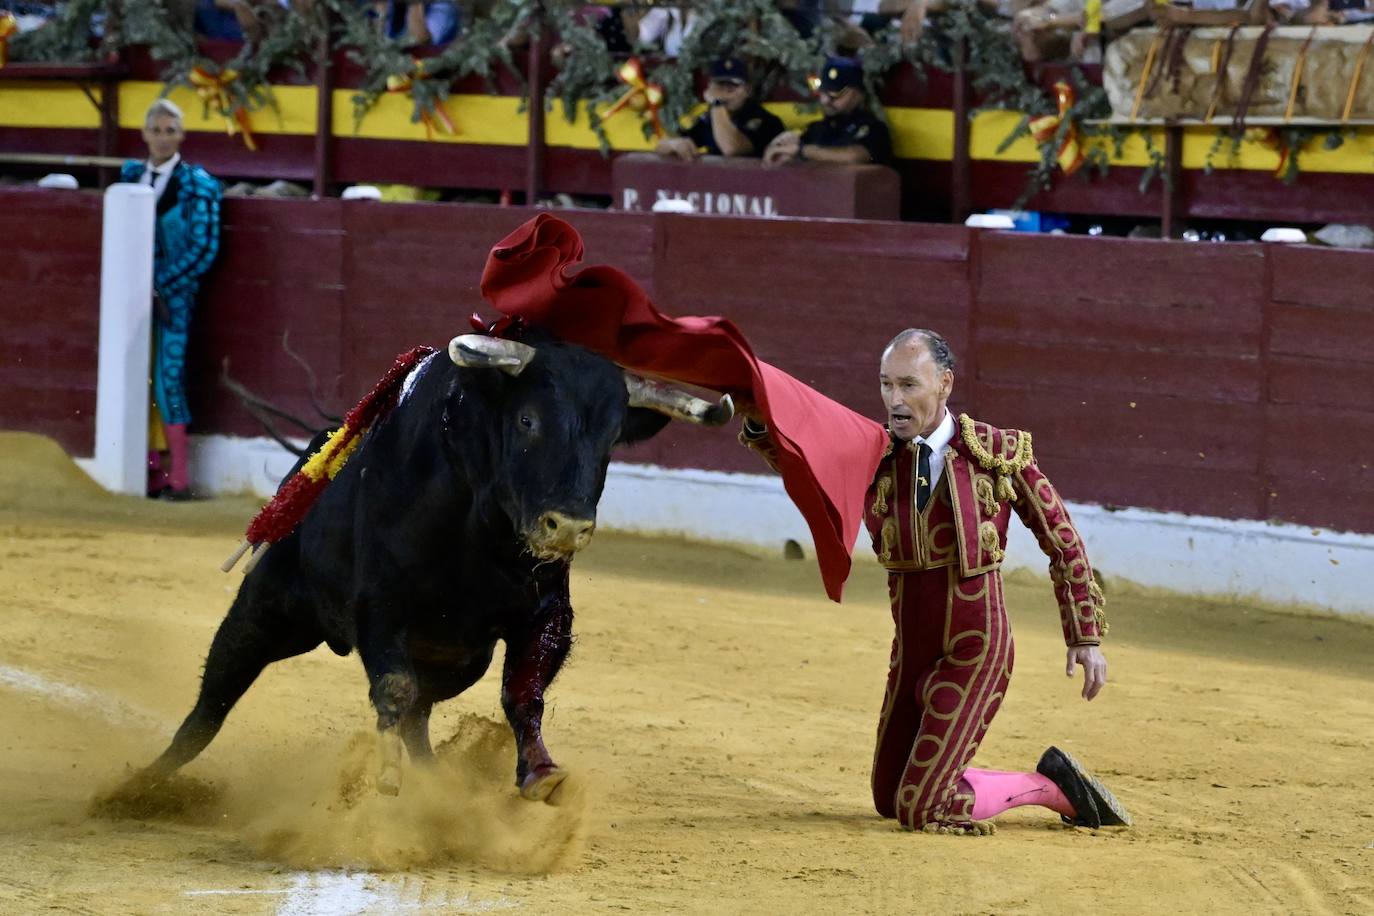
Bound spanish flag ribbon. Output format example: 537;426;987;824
601;58;666;137
224;347;437;572
188;65;258;151
1248;127;1295;180
386;59;458;140
1028;80;1085;176
0;13;19;69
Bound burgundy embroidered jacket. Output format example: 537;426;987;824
744;413;1107;647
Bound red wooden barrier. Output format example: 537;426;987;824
0;188;103;455
5;189;1373;536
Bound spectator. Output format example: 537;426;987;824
1312;0;1374;20
850;0;930;44
577;4;633;54
120;99;222;500
1014;0;1154;64
1150;0;1321;26
655;57;786;161
193;0;263;42
6;1;58;33
763;56;894;167
371;1;461;46
637;6;695;57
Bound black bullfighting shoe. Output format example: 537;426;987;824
1037;746;1133;829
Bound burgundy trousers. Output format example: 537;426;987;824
871;565;1015;830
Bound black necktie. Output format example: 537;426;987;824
148;168;161;186
916;442;932;512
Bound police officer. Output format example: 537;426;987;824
763;56;893;167
655;57;786;160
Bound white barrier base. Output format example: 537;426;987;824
188;435;1374;617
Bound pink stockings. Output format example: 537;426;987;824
961;768;1076;821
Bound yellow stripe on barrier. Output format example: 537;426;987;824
541;99;656;151
1181;127;1374;174
5;79;1374;174
334;90;525;145
971;110;1167;167
0;81;102;129
886;106;955;161
119;81;318;135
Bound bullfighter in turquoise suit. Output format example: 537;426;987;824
121;98;221;498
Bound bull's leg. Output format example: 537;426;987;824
397;701;435;762
143;595;322;781
357;609;419;796
501;598;574;801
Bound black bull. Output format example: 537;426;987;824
136;332;732;801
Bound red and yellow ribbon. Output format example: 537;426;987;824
230;346;437;564
601;58;665;137
1028;80;1085;176
188;65;257;151
1248;128;1297;180
386;59;458;140
0;13;19;69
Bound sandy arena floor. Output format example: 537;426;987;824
1;431;1372;915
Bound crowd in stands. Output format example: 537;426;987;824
8;1;1370;58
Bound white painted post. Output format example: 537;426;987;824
90;183;156;495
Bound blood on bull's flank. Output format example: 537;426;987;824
116;329;733;807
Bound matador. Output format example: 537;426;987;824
741;328;1132;834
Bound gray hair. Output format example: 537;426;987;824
144;98;185;128
885;328;956;372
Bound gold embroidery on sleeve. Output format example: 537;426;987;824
1089;577;1109;636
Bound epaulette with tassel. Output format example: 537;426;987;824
957;413;1033;504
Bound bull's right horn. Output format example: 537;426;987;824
448;335;536;376
625;373;735;426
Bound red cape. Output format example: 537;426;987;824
480;214;888;602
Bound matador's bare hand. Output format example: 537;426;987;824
1066;645;1107;701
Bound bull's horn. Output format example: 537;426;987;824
625;373;735;426
448;335;536;376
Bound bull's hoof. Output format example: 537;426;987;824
519;765;568;802
377;763;402;797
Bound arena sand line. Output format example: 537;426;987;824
0;663;169;730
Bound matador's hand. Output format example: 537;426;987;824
1066;645;1107;701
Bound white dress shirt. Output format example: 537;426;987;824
143;152;181;203
637;8;696;56
913;408;956;493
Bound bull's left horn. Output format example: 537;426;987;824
625;373;735;426
448;335;536;376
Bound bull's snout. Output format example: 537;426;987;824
531;511;596;557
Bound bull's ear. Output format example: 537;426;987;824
618;407;671;445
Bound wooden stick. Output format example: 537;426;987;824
1132;29;1166;122
221;539;252;573
1343;29;1374;123
1285;28;1318;123
242;543;268;574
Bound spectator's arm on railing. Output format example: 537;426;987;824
799;142;873;164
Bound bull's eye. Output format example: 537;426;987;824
519;415;534;430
